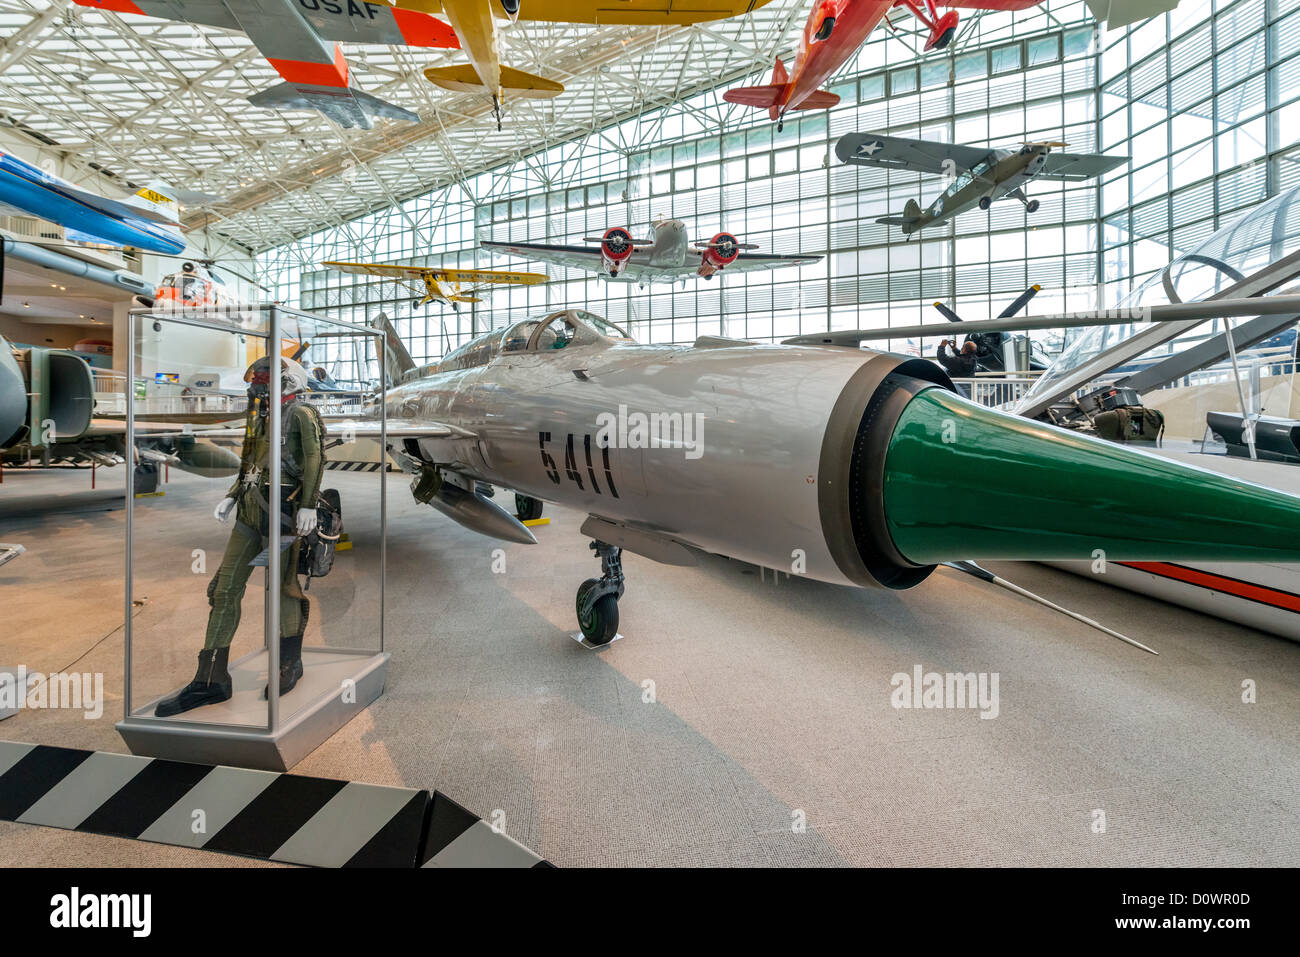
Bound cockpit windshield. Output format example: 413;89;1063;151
575;311;632;340
499;310;635;354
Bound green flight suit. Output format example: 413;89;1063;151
203;398;325;650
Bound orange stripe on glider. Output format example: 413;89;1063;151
267;45;349;88
392;6;460;49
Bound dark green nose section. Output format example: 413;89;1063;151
883;387;1300;565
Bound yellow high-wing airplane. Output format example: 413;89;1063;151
395;0;772;126
322;261;547;309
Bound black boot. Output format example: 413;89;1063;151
155;647;232;717
265;634;304;699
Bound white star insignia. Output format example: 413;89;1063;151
857;140;884;156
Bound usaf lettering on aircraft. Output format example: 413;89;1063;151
298;0;383;19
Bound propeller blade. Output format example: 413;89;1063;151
933;301;964;323
996;284;1042;319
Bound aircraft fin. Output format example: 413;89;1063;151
123;181;180;225
771;57;788;86
369;312;417;386
878;201;924;228
423;64;563;97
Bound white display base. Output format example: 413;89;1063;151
568;631;624;651
117;647;388;772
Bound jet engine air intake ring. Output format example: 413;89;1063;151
817;356;954;589
848;373;941;589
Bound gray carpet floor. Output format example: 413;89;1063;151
2;464;1299;867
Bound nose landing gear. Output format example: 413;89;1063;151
575;540;624;646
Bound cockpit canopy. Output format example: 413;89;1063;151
438;309;632;373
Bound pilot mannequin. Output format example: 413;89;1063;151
155;355;325;717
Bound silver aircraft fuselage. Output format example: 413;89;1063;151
381;314;909;586
364;303;1300;654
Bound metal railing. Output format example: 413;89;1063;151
92;369;128;414
949;374;1042;409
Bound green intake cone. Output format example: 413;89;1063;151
883;387;1300;565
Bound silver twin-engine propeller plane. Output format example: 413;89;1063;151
837;132;1128;235
481;218;822;286
285;305;1300;648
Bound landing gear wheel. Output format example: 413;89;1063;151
932;25;957;49
574;541;625;646
978;196;992;211
515;494;543;521
1026;199;1040;214
776;120;784;132
576;580;619;645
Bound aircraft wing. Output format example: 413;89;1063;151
711;252;823;275
393;0;771;26
72;1;242;33
480;240;599;271
1082;0;1182;28
781;294;1300;344
299;3;457;46
113;418;461;441
1038;151;1130;181
323;261;546;287
836;133;993;175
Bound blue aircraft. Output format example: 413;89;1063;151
0;151;185;255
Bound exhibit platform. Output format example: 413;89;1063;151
118;648;389;772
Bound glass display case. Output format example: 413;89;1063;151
117;303;389;771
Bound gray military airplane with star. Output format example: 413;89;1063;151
837;132;1128;235
481;218;821;286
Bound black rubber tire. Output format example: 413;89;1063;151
515;494;543;521
1026;199;1040;214
933;26;956;50
576;580;619;645
978;196;992;211
134;462;159;495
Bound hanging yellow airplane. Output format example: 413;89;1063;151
322;260;548;309
393;0;774;126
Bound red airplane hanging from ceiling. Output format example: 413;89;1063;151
724;0;1055;130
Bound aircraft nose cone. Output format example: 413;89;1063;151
880;385;1300;566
